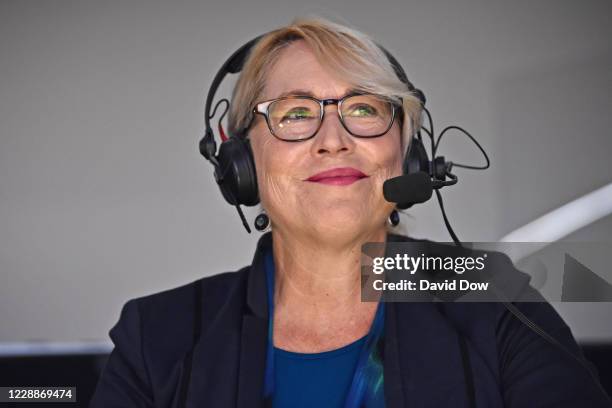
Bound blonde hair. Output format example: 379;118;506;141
226;16;423;150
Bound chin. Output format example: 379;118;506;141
304;207;385;237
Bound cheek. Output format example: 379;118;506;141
381;150;404;178
369;136;404;190
250;135;301;208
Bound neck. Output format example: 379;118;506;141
270;226;388;312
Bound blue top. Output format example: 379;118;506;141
272;335;367;408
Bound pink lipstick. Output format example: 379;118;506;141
305;167;368;186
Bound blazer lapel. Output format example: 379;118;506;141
385;301;473;407
184;233;272;408
236;314;268;408
382;234;474;407
237;233;272;408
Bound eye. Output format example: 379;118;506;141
280;107;316;122
346;103;378;118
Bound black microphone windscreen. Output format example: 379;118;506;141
383;172;433;207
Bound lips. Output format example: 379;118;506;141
305;167;369;186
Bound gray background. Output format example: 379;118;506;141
1;0;611;343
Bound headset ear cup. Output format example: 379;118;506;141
215;136;259;206
241;138;259;205
403;137;430;175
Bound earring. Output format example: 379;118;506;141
388;209;400;227
254;212;270;232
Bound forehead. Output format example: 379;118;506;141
262;40;354;100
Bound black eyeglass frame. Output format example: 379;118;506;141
250;93;400;142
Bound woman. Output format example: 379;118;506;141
90;16;610;407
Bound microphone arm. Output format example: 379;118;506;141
431;166;458;189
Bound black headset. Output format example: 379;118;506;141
198;33;445;233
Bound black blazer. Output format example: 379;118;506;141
90;232;610;407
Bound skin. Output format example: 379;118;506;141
248;40;407;352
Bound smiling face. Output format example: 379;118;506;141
248;40;405;243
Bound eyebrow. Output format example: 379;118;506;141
275;88;361;99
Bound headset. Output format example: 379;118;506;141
195;32;612;406
198;33;458;234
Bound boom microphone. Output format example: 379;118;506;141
383;172;433;209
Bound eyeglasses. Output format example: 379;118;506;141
252;93;399;142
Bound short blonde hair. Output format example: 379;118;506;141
226;16;423;150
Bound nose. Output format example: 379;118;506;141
310;104;355;156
